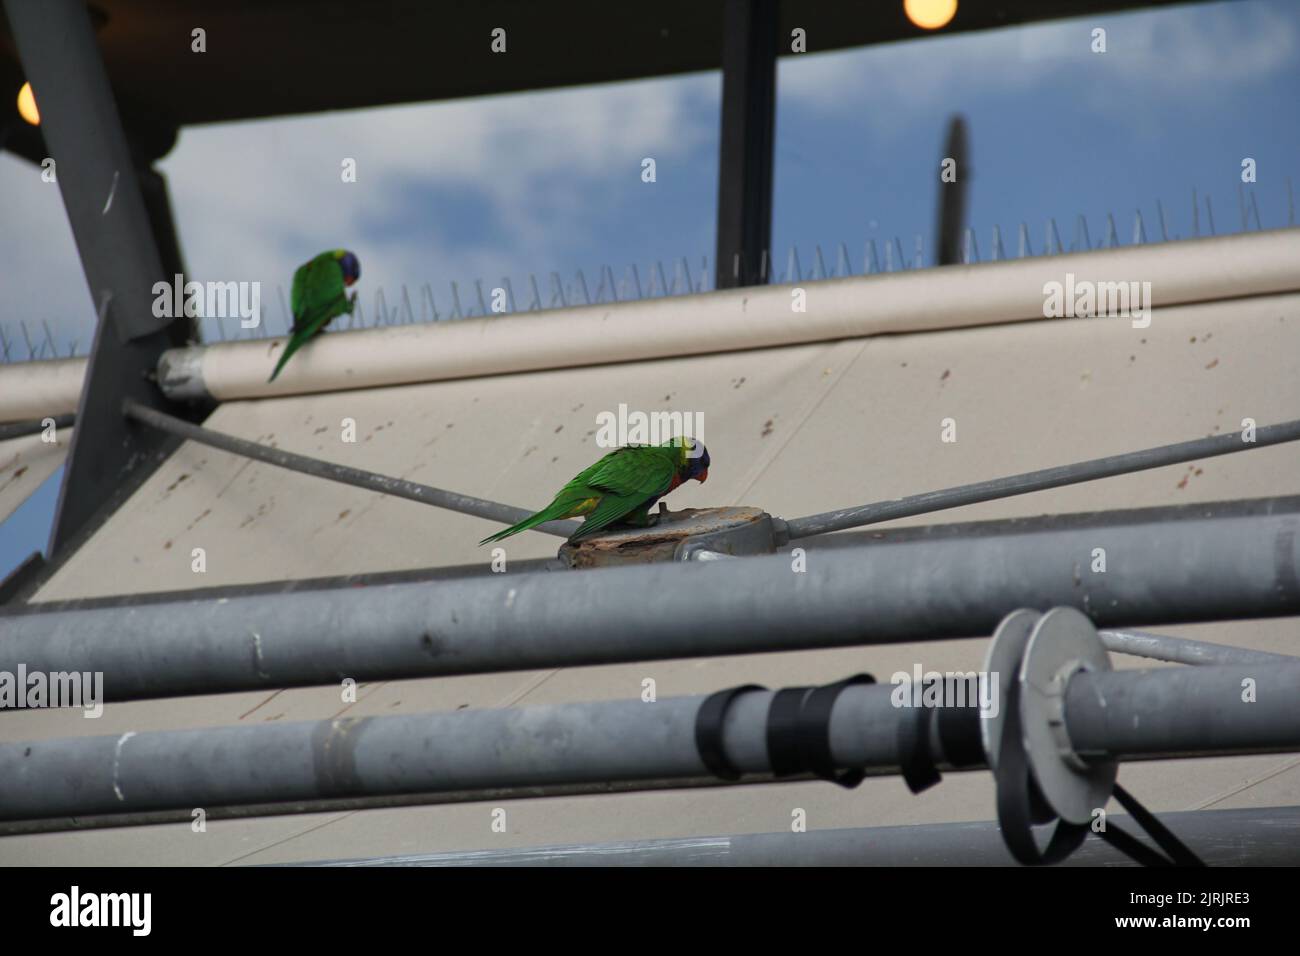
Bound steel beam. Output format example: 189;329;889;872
3;0;194;558
2;498;1298;703
714;0;778;289
1;665;1297;823
935;115;969;266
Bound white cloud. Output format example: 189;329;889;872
0;153;93;357
158;73;718;334
778;2;1298;130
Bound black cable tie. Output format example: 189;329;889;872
800;674;876;787
765;687;815;777
694;684;767;781
897;701;942;794
761;674;877;788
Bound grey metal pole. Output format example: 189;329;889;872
1;666;1297;823
779;418;1300;540
1067;664;1300;757
1099;629;1298;667
296;807;1300;867
123;400;578;538
0;689;889;821
4;498;1299;703
0;414;74;442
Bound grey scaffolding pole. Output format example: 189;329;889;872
778;417;1300;540
124;399;1300;550
123;400;578;538
4;496;1298;703
2;662;1298;823
295;807;1300;867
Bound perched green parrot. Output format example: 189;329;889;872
267;250;361;383
480;437;711;545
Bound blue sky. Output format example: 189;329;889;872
2;0;1298;581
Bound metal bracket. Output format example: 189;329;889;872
983;607;1119;826
1019;608;1118;825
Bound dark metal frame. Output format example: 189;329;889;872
2;0;196;574
714;0;778;289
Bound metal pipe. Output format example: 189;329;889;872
780;418;1300;540
1067;664;1300;758
123;399;578;538
4;497;1298;703
297;807;1300;867
0;688;895;821
0;413;74;442
0;774;785;838
1099;629;1298;667
2;665;1297;823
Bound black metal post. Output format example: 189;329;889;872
715;0;778;289
935;115;968;265
3;0;194;558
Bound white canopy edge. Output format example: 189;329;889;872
2;228;1297;421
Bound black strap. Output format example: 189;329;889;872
937;677;988;768
994;665;1089;865
765;687;815;777
1106;783;1206;867
763;674;876;788
694;684;766;781
994;671;1204;867
800;674;876;786
897;703;942;794
696;676;877;788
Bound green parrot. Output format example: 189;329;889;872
480;437;711;545
267;250;361;383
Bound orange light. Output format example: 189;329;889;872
17;81;40;125
904;0;958;31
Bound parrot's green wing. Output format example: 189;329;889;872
478;445;677;545
565;446;677;540
269;254;352;383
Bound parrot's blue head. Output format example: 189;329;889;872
683;438;709;484
336;250;361;286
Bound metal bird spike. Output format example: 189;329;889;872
1046;218;1063;256
835;243;850;278
864;240;879;275
785;246;801;283
1018;222;1032;258
1072;214;1091;252
5;183;1296;369
1133;210;1148;245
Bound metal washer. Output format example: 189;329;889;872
980;608;1041;770
1020;607;1118;825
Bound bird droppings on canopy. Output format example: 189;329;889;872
558;506;775;568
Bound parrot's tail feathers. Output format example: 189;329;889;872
478;511;550;546
267;331;308;383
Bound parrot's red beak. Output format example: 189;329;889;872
698;468;708;484
344;276;356;287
